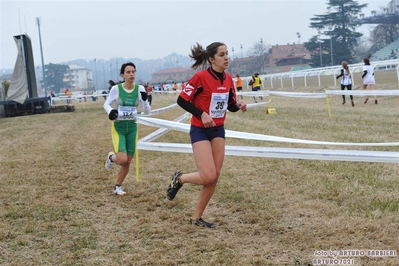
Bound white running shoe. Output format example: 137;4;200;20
113;185;126;195
105;152;115;171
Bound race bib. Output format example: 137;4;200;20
209;93;228;118
117;106;138;121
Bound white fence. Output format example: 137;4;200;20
242;59;399;89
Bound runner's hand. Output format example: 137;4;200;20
236;100;247;112
201;112;216;128
109;109;118;120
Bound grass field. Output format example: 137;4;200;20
0;86;398;265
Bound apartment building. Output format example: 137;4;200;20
63;64;94;90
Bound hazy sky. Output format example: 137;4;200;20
1;0;384;71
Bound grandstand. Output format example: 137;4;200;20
290;65;312;72
356;4;399;62
371;38;399;61
351;0;399;25
348;1;399;65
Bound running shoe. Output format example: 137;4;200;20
167;170;183;200
105;151;115;171
113;185;126;195
190;218;216;228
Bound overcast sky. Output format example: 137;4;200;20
1;0;385;71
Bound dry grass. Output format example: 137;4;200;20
0;86;398;266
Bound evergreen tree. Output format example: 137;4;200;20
304;0;367;67
42;63;70;93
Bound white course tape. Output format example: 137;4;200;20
137;142;399;163
52;96;73;102
238;91;270;96
239;89;399;97
325;90;399;96
245;102;269;108
225;130;399;146
268;91;327;98
135;91;398;163
138;113;188;142
140;103;178;116
152;90;180;94
137;116;399;146
138;116;188;133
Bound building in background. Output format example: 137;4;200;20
63;64;94;91
151;67;196;84
229;43;312;76
269;43;311;67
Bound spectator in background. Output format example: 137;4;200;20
164;84;171;91
49;91;55;106
181;81;186;91
108;80;116;93
235;74;243;99
251;73;262;103
91;91;97;101
389;49;397;59
64;88;68;104
102;90;107;100
362;57;377;104
145;84;153;106
65;88;73;104
77;92;83;102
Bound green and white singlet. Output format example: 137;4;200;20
111;83;139;156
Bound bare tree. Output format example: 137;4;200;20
353;36;373;61
370;24;399;47
247;41;271;74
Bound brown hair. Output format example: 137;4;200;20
342;61;350;75
189;42;226;70
363;58;370;65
